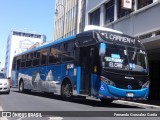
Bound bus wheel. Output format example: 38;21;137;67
100;98;113;104
19;80;24;93
61;81;73;101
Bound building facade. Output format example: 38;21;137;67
86;0;159;37
85;0;160;100
53;0;86;40
5;30;46;78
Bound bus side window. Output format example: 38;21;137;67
26;53;33;67
12;58;16;70
68;41;76;57
60;43;65;53
20;55;26;68
61;52;75;62
61;42;75;62
49;47;59;64
33;51;40;66
55;44;61;62
17;59;21;70
40;48;49;65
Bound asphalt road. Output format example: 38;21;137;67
0;88;160;120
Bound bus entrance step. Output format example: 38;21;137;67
80;90;90;95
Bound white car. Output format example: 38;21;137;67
0;72;10;94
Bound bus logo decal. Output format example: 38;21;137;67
127;85;132;90
66;64;74;69
100;85;105;90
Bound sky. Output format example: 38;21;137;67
0;0;55;70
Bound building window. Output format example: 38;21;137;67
89;8;100;26
105;0;114;24
138;0;153;9
118;0;133;18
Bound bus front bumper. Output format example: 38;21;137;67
98;84;149;100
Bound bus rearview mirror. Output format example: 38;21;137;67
99;43;106;56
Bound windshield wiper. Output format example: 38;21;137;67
129;47;137;71
132;47;137;61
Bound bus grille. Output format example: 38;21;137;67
102;72;147;90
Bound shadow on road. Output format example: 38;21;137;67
11;88;143;109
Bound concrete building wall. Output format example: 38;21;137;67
106;2;160;37
86;0;160;41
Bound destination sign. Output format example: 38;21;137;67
98;31;141;46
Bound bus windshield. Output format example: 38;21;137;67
102;43;148;74
127;47;147;72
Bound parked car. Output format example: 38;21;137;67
0;72;10;94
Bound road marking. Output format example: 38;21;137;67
0;106;8;120
116;100;160;109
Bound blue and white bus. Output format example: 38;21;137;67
12;25;149;102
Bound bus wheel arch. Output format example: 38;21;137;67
61;78;73;101
19;78;24;93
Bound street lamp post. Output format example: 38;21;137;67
55;3;66;39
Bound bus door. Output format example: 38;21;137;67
79;46;94;95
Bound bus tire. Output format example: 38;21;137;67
61;81;73;101
100;98;113;104
19;80;24;93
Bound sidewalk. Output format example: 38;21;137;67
116;100;160;109
136;100;160;106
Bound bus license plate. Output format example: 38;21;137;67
126;93;134;97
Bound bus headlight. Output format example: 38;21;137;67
142;81;150;88
100;76;115;86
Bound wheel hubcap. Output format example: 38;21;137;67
63;84;72;97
